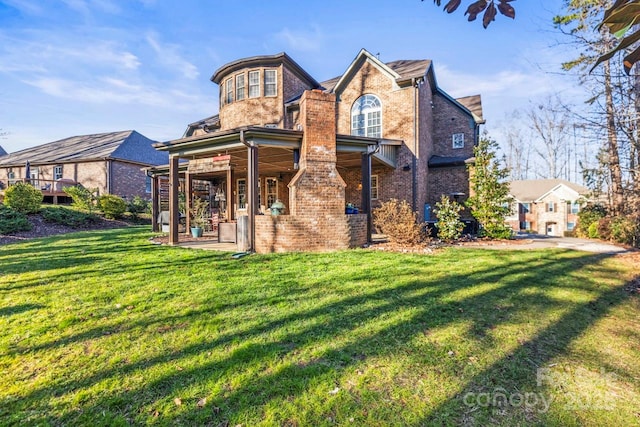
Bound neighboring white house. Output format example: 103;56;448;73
507;179;590;236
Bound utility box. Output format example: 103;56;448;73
236;215;249;251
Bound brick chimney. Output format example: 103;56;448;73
288;90;346;215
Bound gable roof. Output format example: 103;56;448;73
0;130;168;167
0;145;6;157
326;49;432;94
510;179;590;202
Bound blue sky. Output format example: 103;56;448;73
0;0;579;152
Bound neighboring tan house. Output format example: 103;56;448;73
149;49;485;252
507;179;590;236
0;131;168;203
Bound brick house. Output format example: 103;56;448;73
506;179;590;236
0;130;168;203
149;49;484;252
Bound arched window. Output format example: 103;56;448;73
351;94;382;137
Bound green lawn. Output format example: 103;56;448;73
1;227;638;426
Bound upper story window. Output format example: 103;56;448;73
54;165;63;180
249;71;260;98
351;94;382;138
547;201;555;212
264;69;277;97
520;202;530;214
236;74;245;101
225;79;233;104
452;133;465;149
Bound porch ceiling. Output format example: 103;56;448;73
151;126;389;177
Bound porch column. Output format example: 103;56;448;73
169;155;180;245
185;171;192;230
247;145;258;252
226;168;234;220
361;152;372;242
151;175;159;232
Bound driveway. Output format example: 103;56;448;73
481;234;632;254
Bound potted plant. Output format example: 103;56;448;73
190;197;209;238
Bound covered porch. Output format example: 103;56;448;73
149;125;395;253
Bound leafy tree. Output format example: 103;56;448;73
555;1;627;215
428;0;516;28
466;135;513;239
434;195;465;241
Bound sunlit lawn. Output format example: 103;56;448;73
1;227;638;426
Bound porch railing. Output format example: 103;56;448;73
0;178;79;194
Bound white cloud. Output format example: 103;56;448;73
23;76;202;108
274;25;324;52
146;32;199;80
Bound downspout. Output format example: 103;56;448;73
106;158;112;195
412;78;418;212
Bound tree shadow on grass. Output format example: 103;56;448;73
2;247;636;425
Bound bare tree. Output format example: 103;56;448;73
525;97;573;180
501;111;532;181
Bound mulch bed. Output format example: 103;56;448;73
0;214;130;246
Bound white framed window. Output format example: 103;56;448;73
249;71;260;98
264;69;277;97
570;202;580;214
547;202;555;212
7;169;15;185
520;202;530;214
452;133;465;149
371;174;379;200
351;94;382;138
237;178;246;210
265;177;278;208
225;79;233;104
54;165;63;180
235;74;245;101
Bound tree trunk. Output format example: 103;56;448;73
604;60;625;214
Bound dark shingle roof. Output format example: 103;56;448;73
320;59;431;92
184;115;221;137
0;130;168;167
456;95;484;122
0;145;6;157
428;155;474;167
386;59;431;81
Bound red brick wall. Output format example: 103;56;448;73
431;93;476;159
289;90;345;216
111;161;151;200
427;166;472;218
254;214;367;253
